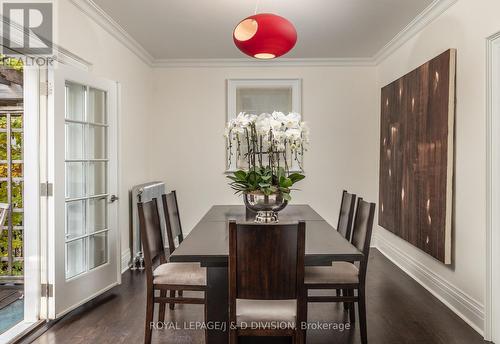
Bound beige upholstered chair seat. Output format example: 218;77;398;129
236;299;297;327
153;262;207;286
305;262;359;284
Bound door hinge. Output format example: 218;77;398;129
40;81;52;96
41;283;54;298
40;182;53;197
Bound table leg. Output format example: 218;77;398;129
206;266;229;343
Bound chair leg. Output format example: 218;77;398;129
301;290;308;343
295;328;305;344
144;288;154;344
229;329;237;344
349;290;356;324
158;290;166;322
169;290;176;310
203;301;208;344
358;287;367;344
342;289;349;311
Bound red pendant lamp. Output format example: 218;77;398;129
233;13;297;59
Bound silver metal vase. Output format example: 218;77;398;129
243;192;288;223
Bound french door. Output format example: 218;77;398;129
47;63;119;318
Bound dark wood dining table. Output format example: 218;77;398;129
169;205;363;343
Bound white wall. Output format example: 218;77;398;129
150;66;378;235
375;0;500;333
56;0;154;266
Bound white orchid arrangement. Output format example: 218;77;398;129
225;112;309;200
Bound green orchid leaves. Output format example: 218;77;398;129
227;167;305;200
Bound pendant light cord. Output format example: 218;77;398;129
254;0;260;14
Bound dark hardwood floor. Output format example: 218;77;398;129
24;249;485;344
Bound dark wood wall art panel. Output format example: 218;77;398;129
379;49;456;264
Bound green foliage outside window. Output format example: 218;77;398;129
0;56;23;277
0;113;24;276
0;260;23;276
0;55;23;71
0;230;23;276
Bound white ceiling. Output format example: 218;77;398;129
91;0;435;60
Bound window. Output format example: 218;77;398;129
226;79;302;172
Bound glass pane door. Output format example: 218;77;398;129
49;63;118;319
64;83;108;280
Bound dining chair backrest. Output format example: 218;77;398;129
137;199;166;281
229;221;305;300
162;191;184;255
351;199;376;284
337;190;356;241
0;203;10;231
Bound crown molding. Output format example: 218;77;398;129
373;0;458;64
69;0;457;69
55;46;93;71
152;57;376;68
69;0;154;66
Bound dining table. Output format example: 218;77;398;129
169;204;363;343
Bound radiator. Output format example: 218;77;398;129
129;181;166;270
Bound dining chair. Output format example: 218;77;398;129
229;220;306;344
161;191;186;309
304;199;376;344
337;190;356;241
335;190;357;299
138;198;207;344
0;203;10;232
162;191;184;255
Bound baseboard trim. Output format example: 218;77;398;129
121;248;131;273
373;232;485;336
370;233;378;248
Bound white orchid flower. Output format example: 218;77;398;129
233;126;245;135
225;111;307;174
285;128;302;140
256;113;271;124
234;112;251;128
270;119;283;131
285;112;301;128
300;121;310;133
255;116;271;133
272;130;286;142
223;125;231;138
272;111;287;122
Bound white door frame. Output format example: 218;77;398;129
486;31;500;342
0;66;43;343
22;66;42;323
